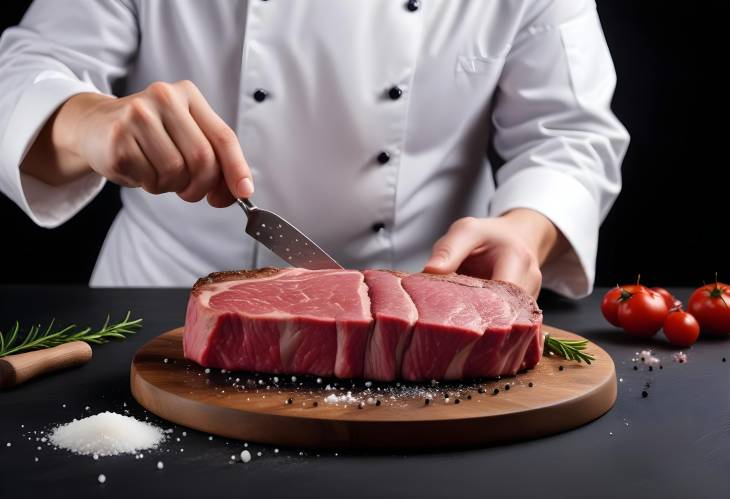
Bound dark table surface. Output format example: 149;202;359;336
0;286;728;499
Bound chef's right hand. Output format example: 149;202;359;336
21;80;254;207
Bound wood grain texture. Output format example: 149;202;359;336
0;341;92;389
130;326;616;449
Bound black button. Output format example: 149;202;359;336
405;0;420;12
253;89;268;102
371;222;386;233
376;151;391;165
388;86;403;100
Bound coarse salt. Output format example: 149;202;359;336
48;412;165;457
241;450;252;463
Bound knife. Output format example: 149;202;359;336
236;198;343;270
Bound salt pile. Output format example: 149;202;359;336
49;412;165;457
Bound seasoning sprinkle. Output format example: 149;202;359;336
648;366;653;371
492;388;499;395
478;388;485;394
312;401;318;407
641;390;648;398
528;382;534;387
504;384;510;391
375;400;381;406
285;398;293;405
454;399;460;404
558;366;564;371
466;395;472;400
425;398;430;405
633;365;638;370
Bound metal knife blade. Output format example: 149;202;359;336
236;198;343;270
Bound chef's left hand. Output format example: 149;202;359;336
423;208;566;298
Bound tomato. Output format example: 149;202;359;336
601;285;646;327
688;281;730;335
617;288;669;337
601;287;624;327
651;287;682;311
663;310;700;347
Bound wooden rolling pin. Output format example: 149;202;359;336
0;341;92;389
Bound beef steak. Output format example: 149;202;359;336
184;268;542;381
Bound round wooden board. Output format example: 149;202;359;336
131;326;616;449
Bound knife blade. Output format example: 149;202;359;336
236;198;343;270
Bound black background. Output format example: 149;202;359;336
0;1;723;288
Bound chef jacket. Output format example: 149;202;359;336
0;0;629;297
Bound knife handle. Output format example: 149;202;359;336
0;341;92;389
236;198;257;216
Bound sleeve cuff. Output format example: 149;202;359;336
488;167;599;298
0;74;106;228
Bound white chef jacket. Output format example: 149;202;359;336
0;0;628;297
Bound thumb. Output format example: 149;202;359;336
424;218;484;274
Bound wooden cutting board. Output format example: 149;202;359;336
131;325;616;449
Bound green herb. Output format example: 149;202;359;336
0;311;142;357
544;334;595;364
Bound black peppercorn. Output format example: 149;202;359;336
444;392;450;399
286;398;293;404
649;366;653;371
454;399;460;404
641;390;648;398
493;388;499;395
528;382;534;387
558;366;564;371
659;365;663;369
425;398;430;405
633;365;638;370
313;401;318;407
375;400;381;406
504;384;510;390
478;388;485;394
723;357;727;362
467;395;472;400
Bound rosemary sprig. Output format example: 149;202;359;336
0;312;142;357
544;334;595;364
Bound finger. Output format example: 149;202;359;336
179;80;254;199
128;97;189;193
206;174;236;208
424;218;485;274
491;254;540;297
159;104;220;202
122;137;158;193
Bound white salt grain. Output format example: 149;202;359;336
6;442;11;447
98;474;106;484
241;450;252;463
49;412;165;457
157;461;164;470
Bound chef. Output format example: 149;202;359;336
0;0;628;299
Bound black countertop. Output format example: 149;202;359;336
0;286;728;499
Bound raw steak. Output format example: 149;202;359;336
362;270;417;381
184;268;543;381
183;268;372;378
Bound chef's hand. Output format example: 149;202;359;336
424;208;566;298
21;80;253;207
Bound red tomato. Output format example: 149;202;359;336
601;287;624;327
688;282;730;335
601;285;646;327
663;310;700;347
617;288;669;337
651;287;682;311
